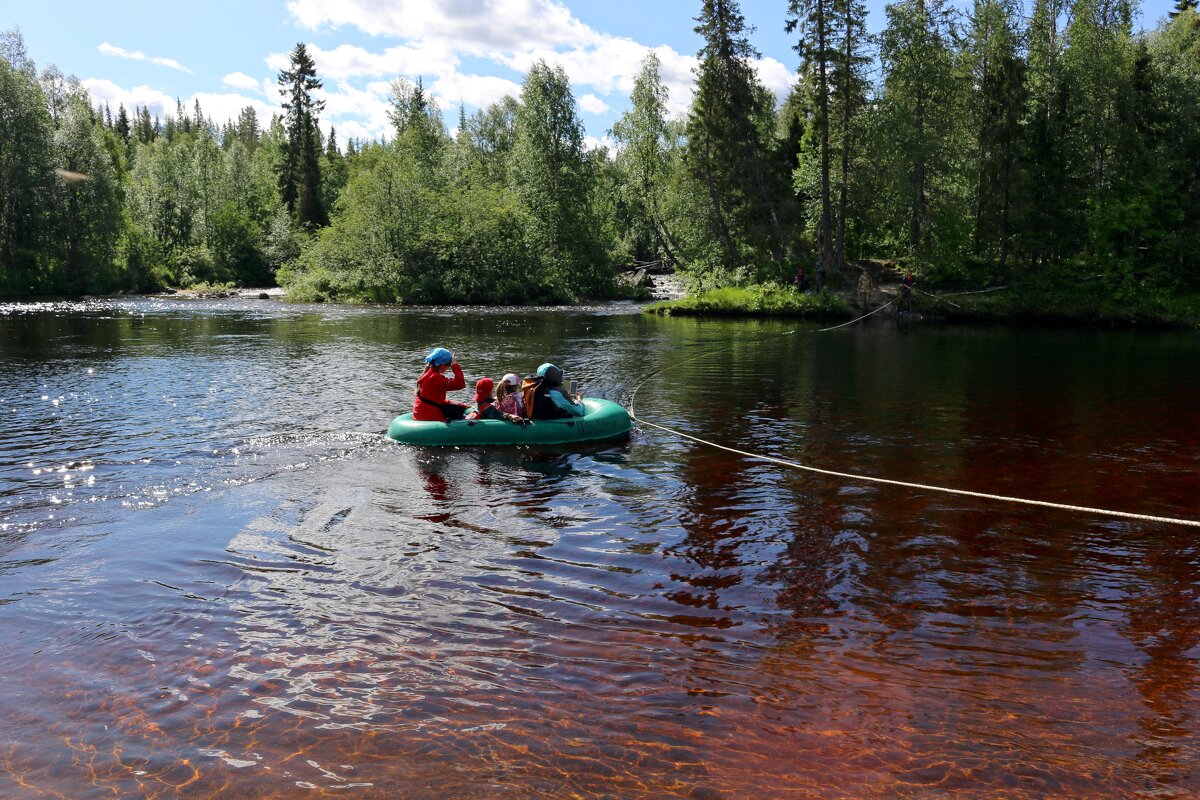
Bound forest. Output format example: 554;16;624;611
1;0;1198;305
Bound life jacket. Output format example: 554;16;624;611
416;391;467;421
521;376;569;420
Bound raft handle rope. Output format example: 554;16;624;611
629;297;1200;529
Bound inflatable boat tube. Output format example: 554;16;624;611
387;398;632;447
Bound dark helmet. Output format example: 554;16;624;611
536;362;564;386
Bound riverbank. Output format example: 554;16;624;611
647;273;1200;330
645;285;854;319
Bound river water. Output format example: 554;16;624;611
1;297;1198;799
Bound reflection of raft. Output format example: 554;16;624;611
387;398;633;447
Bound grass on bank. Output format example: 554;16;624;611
646;285;854;319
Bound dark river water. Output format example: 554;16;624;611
1;297;1198;799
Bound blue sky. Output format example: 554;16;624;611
10;0;1179;147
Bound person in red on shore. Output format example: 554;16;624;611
412;347;468;421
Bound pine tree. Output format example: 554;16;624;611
321;125;348;212
55;95;122;292
387;76;446;174
277;42;326;228
830;0;871;269
135;105;154;144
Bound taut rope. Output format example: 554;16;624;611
629;297;1199;528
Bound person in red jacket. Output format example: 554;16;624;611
412;347;468;421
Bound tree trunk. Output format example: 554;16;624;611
836;0;854;271
818;0;834;280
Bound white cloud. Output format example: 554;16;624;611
82;78;276;129
267;41;458;80
497;35;650;96
318;80;394;140
577;93;610;115
430;72;522;110
83;2;797;147
82;78;176;119
583;134;615;153
754;57;796;98
286;0;595;54
276;2;794;132
222;72;262;92
98;42;193;74
333;118;382;143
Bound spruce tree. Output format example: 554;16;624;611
1169;0;1197;17
830;0;871;269
874;0;965;263
114;103;130;146
965;0;1025;269
235;106;260;154
277;42;326;228
687;0;785;275
135;105;154;144
788;0;836;275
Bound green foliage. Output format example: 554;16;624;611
647;286;853;318
511;61;609;296
0;35;56;295
868;0;972;271
611;53;683;267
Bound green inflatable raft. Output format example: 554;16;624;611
387;398;633;446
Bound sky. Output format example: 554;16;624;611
8;0;1180;148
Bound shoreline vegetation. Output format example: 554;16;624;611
2;3;1198;324
648;265;1200;329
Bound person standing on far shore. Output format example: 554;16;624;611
857;268;872;309
900;269;915;312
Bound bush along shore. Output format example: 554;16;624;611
646;266;1200;330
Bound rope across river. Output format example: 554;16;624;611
628;298;1200;529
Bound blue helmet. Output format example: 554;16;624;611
423;347;453;366
536;362;563;386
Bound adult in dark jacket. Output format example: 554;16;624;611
522;363;585;420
